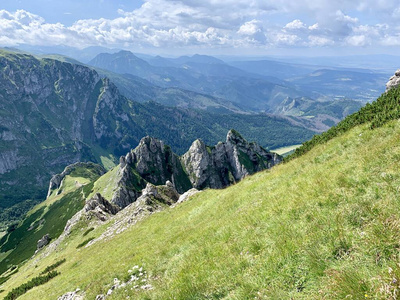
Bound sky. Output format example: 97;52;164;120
1;0;400;56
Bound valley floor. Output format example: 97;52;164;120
271;144;302;156
2;119;400;299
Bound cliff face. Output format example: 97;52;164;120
0;51;142;207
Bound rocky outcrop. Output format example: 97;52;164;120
87;182;181;246
109;136;192;209
85;193;120;221
386;69;400;92
176;188;200;205
127;137;192;193
110;131;280;209
36;130;277;261
37;234;50;250
181;130;281;189
58;288;84;300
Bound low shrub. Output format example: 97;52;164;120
76;237;95;249
4;271;59;300
40;258;66;275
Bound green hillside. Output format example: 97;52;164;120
2;88;400;299
0;163;104;275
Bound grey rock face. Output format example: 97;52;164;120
37;234;50;250
0;51;145;208
386;69;400;92
0;151;18;174
86;182;181;247
182;130;282;189
108;130;281;210
176;188;200;205
110;153;145;209
85;193;120;221
110;136;193;210
130;137;192;193
58;288;84;300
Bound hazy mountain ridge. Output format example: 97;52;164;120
88;50;366;128
88;51;310;110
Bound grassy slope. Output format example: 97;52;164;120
0;166;103;274
2;118;400;299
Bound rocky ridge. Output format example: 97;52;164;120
109;129;281;210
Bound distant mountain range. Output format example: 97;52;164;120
89;50;379;126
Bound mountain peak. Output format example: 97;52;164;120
226;129;245;145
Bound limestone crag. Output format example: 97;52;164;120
129;137;192;193
35;129;278;261
110;156;145;209
109;131;280;210
110;136;192;209
386;69;400;92
37;234;50;250
182;130;282;189
85;193;120;221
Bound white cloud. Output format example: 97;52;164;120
274;33;301;46
238;20;262;36
308;35;334;46
345;35;368;46
284;19;306;30
0;0;399;52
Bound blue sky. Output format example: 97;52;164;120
1;0;400;55
1;0;143;26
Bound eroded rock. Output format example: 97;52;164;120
176;188;200;205
386;69;400;92
181;129;281;189
85;193;120;221
37;234;50;250
58;288;84;300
